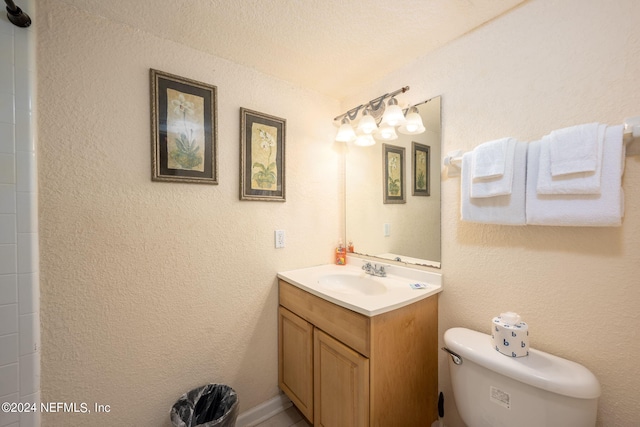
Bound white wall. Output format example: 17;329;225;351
0;1;40;426
343;0;640;425
36;2;342;426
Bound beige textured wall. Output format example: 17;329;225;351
37;0;640;426
343;0;640;425
36;2;342;426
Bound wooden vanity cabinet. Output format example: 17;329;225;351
278;279;438;426
279;306;314;420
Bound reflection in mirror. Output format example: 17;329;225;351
345;96;441;268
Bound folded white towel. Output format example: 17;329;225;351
472;137;511;180
537;124;606;194
461;141;528;225
526;125;624;227
549;122;600;176
470;138;517;198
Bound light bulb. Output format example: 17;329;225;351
354;134;375;146
398;106;425;135
335;117;356;142
356;111;377;135
374;125;398;141
381;97;406;127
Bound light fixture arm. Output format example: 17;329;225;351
333;86;410;122
401;97;432;114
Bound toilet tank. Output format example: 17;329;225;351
444;327;600;427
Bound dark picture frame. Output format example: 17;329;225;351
412;142;430;196
150;69;218;184
383;143;406;204
240;108;286;201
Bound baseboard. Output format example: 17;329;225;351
236;393;293;427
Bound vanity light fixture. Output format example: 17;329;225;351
356;109;377;135
374;124;398;141
398;106;426;135
381;97;406;127
354;134;375;146
333;86;425;144
335;117;357;142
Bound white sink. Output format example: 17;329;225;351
317;273;387;295
278;259;442;316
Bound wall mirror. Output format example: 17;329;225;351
345;96;441;268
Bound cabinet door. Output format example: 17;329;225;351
314;329;369;427
278;306;314;421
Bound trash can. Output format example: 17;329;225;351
170;383;239;427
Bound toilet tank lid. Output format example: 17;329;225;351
444;327;601;399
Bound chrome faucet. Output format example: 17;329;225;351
362;262;386;277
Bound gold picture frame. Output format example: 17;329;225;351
240;108;286;201
150;69;218;184
383;143;406;204
412;142;430;196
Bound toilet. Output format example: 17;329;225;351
443;327;601;427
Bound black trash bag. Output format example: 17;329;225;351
170;384;239;427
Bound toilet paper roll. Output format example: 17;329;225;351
491;312;529;357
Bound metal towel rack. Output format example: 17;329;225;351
443;119;640;177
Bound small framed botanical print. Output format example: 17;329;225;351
412;142;430;196
150;69;218;184
383;143;406;204
240;108;286;201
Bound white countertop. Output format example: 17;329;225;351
277;258;442;316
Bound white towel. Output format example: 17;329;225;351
461;141;527;225
526;125;624;227
472;137;511;180
549;122;600;176
470;138;517;198
537;124;606;194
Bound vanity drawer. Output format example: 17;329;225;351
279;280;371;357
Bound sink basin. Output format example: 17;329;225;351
278;261;442;316
317;274;387;295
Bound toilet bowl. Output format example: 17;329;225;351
443;327;600;427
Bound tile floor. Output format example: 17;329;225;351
252;405;312;427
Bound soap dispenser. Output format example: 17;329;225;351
335;239;346;265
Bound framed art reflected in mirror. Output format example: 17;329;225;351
383;143;406;204
412;142;430;196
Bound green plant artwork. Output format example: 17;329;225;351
251;124;278;190
416;150;427;190
387;152;401;196
166;89;205;171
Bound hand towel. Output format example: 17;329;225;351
470;138;517;198
549;122;600;176
537;124;606;195
461;141;527;225
472;137;511;180
526;125;624;227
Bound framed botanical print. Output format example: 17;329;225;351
240;108;286;201
150;69;218;184
383;143;406;204
412;142;430;196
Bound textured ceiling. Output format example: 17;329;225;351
58;0;525;99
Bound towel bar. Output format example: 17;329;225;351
443;125;640;177
443;150;463;176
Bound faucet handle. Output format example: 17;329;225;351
376;265;386;277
